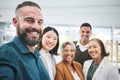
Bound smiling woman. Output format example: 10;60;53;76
36;26;59;80
55;41;84;80
83;38;119;80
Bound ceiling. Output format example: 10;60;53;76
0;0;120;28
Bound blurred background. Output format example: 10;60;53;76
0;0;120;66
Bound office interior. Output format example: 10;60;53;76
0;0;120;69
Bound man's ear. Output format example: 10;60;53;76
13;17;18;27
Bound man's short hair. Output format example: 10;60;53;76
80;23;92;30
15;1;41;13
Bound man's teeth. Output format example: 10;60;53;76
31;32;37;35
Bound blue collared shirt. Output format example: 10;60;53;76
0;37;50;80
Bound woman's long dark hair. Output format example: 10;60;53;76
36;26;59;55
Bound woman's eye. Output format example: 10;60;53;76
64;50;68;52
71;50;75;52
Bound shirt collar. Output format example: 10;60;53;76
76;40;89;48
40;48;50;56
12;37;40;56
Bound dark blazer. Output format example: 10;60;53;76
55;60;84;80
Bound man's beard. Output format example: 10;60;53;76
17;25;41;46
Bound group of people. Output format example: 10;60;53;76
0;1;119;80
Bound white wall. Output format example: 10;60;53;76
0;0;120;27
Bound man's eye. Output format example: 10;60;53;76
82;31;84;33
38;21;43;25
26;19;34;23
27;20;34;23
87;31;90;34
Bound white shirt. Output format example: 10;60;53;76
76;40;89;52
39;49;56;80
53;55;62;64
71;71;81;80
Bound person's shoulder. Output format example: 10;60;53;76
84;59;93;65
73;61;81;65
56;61;67;68
56;61;64;71
73;61;82;68
105;62;119;76
102;58;116;68
85;59;92;63
56;61;63;66
0;42;18;59
0;42;13;51
105;61;118;69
